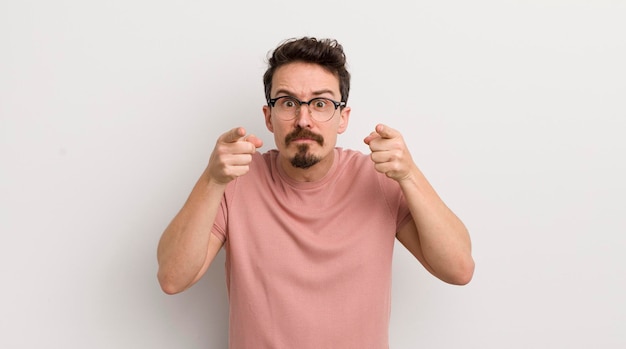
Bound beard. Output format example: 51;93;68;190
285;128;324;169
290;144;321;169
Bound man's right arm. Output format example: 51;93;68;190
156;127;263;294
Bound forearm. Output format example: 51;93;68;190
399;165;474;284
157;170;226;294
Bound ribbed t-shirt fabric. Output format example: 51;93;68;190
211;147;412;349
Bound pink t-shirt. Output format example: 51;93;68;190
211;148;412;349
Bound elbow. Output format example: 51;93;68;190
448;257;475;286
157;269;187;295
160;283;183;296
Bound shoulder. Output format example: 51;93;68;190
226;150;275;190
336;147;402;193
335;147;370;168
258;149;278;165
333;147;385;186
247;150;275;171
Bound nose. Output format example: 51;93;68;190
295;104;314;128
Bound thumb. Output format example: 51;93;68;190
244;134;264;149
363;131;380;145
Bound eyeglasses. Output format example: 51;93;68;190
267;96;346;122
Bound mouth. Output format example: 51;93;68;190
292;137;315;143
285;129;324;146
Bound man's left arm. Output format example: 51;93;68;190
364;124;474;285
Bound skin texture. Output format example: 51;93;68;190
157;61;474;295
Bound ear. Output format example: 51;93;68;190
263;105;274;133
337;106;351;134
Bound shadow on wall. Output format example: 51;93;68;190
100;232;230;348
158;250;230;348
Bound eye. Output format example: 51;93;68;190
281;97;298;109
312;99;328;109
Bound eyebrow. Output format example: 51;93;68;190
273;89;338;99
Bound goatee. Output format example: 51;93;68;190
285;128;324;169
291;144;321;169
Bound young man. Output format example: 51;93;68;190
157;37;474;348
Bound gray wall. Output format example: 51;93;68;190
1;1;625;348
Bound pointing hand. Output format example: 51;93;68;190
363;124;415;182
208;127;263;185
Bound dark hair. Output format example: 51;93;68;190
263;37;350;104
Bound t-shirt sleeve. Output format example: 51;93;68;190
376;173;413;232
211;196;227;243
395;192;413;232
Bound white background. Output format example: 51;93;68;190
1;1;625;348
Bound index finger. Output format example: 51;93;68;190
220;127;246;143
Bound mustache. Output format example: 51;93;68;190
285;128;324;146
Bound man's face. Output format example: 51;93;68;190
263;62;350;173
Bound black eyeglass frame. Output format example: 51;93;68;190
267;96;347;121
267;96;346;109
